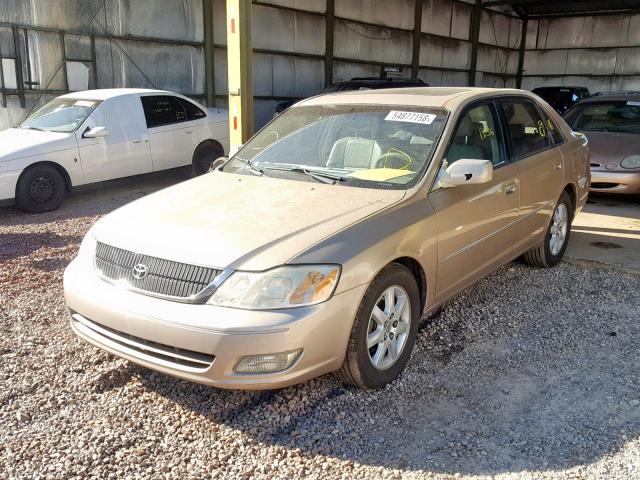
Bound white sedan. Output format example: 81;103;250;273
0;89;229;213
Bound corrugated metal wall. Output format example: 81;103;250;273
522;13;640;93
2;1;639;131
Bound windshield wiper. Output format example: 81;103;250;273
235;157;264;176
21;126;47;131
264;165;346;184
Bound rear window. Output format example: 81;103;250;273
564;101;640;134
179;98;206;120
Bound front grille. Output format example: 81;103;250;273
95;242;220;300
71;312;214;370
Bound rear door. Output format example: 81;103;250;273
497;97;564;254
141;95;198;171
429;100;519;303
77;96;152;184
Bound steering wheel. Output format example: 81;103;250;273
374;150;413;169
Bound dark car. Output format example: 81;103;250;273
532;86;590;115
275;77;428;115
563;92;640;194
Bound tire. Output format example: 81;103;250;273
192;142;224;176
523;190;573;268
15;165;66;213
336;263;421;390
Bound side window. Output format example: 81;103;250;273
445;103;504;167
179;98;206;120
538;108;565;144
140;95;188;128
500;100;551;159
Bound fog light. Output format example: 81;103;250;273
233;349;302;374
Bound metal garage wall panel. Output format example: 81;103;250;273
213;0;227;45
566;49;617;75
26;30;65;90
450;1;472;40
479;10;510;48
523;50;568;76
108;0;204;42
333;60;380;82
252;4;325;55
626;15;640;47
525;19;538;49
253;53;324;98
421;0;453;38
588;15;630;48
292;57;324;96
254;98;279;128
538;17;587;49
418;67;467;87
94;38;205;94
615;47;640;75
336;0;414;30
253;52;274;96
420;36;470;70
259;0;326;13
214;47;228;94
334;20;412;64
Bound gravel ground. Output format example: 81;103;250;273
1;180;640;480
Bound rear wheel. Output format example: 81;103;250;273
192;142;224;176
336;263;420;389
15;165;66;213
523;191;573;268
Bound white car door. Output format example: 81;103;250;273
140;95;198;171
76;96;152;184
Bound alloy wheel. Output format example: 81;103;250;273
549;202;568;255
367;285;411;370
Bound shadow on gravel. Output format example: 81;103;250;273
129;264;640;477
0;232;82;262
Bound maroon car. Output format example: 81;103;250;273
564;93;640;194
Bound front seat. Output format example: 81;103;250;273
326;137;382;169
446;116;486;164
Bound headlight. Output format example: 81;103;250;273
208;265;340;310
621;155;640;169
78;231;97;259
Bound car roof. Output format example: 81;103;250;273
533;86;587;91
298;87;536;109
59;88;174;101
578;93;640;103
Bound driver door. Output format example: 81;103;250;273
76;97;153;184
428;100;519;303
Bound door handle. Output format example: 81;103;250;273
132;139;143;144
505;182;518;195
555;161;563;171
185;130;193;134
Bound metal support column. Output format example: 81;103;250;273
227;0;253;149
411;0;423;79
59;31;69;91
12;26;25;107
203;0;216;106
468;0;482;87
325;0;335;88
515;17;528;89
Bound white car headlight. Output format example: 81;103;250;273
208;265;340;310
621;155;640;169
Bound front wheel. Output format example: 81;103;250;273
523;190;573;268
15;165;66;213
336;263;420;389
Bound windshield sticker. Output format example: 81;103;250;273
626;101;640;106
385;111;436;124
74;100;95;107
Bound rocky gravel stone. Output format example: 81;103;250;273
1;184;639;480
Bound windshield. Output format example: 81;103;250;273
223;104;448;189
20;98;99;133
564;101;640;134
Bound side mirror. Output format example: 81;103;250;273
440;159;493;187
82;126;109;138
208;156;228;172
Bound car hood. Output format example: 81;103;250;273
579;130;640;165
92;171;406;270
0;128;76;162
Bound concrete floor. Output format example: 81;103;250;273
566;194;640;272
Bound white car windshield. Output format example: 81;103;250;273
20;98;99;133
223;104;448;189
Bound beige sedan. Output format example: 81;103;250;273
64;87;590;390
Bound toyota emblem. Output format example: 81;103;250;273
132;263;148;280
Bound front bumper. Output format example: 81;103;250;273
64;258;367;389
590;169;640;194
